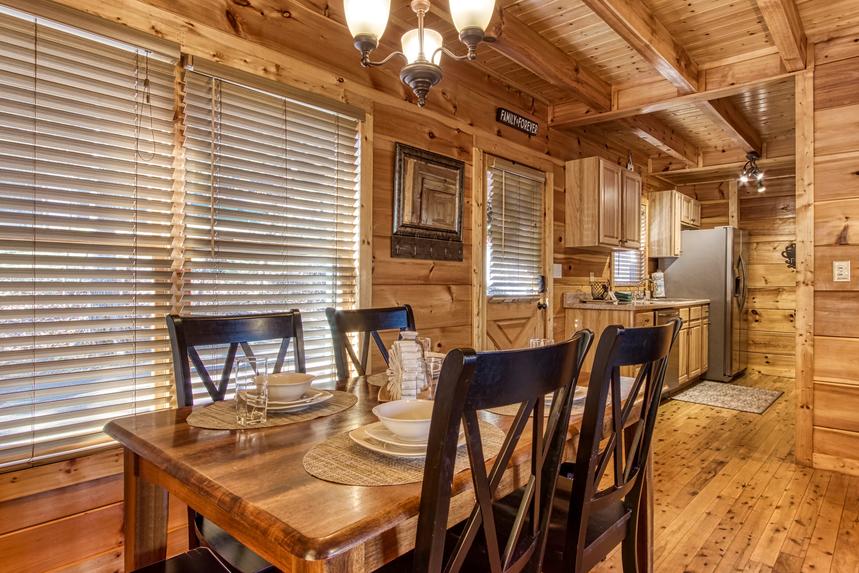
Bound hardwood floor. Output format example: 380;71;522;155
592;373;859;573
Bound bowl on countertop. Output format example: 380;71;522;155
262;372;315;402
371;399;435;442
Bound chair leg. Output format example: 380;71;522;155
187;507;200;549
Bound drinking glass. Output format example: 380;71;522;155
234;356;269;427
528;338;556;348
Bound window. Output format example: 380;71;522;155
0;8;362;469
0;8;177;469
180;69;360;400
612;202;648;285
486;157;545;299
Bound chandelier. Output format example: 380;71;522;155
343;0;496;107
739;151;766;193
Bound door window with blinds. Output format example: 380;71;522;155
613;202;647;285
0;8;176;469
182;69;360;403
485;157;545;299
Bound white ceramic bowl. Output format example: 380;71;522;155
372;399;435;442
263;372;315;402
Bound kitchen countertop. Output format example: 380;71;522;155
563;294;710;310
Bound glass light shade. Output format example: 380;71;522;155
755;170;764;181
401;28;443;65
739;174;749;183
449;0;495;32
344;0;391;41
450;0;495;32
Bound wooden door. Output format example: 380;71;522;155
598;160;622;247
479;154;551;350
688;322;702;379
678;324;689;384
621;172;641;249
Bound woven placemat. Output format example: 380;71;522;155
186;391;357;430
303;420;505;486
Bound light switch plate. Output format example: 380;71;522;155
553;263;563;278
833;260;851;282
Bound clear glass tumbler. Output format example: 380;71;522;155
234;356;269;427
528;338;556;348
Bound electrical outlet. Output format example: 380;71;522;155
553;263;562;278
833;260;851;282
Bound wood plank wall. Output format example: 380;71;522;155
679;176;797;378
807;36;859;476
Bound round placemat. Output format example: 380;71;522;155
186;391;357;430
303;420;505;486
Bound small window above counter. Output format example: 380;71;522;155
648;190;702;258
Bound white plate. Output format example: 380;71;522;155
360;422;466;449
349;425;427;458
267;389;332;412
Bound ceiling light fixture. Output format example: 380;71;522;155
739;151;764;186
757;181;766;193
343;0;496;107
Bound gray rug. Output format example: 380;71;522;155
671;381;783;414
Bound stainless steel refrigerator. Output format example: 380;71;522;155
661;227;749;382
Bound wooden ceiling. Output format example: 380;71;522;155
405;0;859;169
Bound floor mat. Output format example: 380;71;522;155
671;381;783;413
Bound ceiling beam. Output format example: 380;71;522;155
551;72;794;125
650;155;795;185
697;98;763;154
624;115;699;164
755;0;807;71
580;0;698;93
488;9;612;112
572;0;763;155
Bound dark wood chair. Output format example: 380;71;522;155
166;310;306;407
380;329;594;573
540;319;682;573
166;311;307;573
132;548;230;573
325;305;415;379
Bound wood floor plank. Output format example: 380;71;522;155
591;373;859;573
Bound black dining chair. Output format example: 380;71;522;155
379;329;594;573
166;311;307;573
133;548;230;573
325;305;416;380
539;320;681;573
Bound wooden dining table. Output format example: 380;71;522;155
106;375;653;573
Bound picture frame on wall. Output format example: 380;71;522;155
391;142;465;261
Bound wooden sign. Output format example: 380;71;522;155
496;108;539;136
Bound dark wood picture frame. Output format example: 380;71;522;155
392;143;465;261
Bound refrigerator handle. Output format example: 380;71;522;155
736;255;748;310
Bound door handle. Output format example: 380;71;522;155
536;302;548;310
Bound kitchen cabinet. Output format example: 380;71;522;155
648;190;701;257
565;157;641;250
563;299;709;389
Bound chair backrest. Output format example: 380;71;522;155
166;311;306;407
562;319;681;569
325;305;416;379
413;330;594;573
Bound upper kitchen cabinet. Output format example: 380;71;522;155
565;157;641;250
648;190;701;257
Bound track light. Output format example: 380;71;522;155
739;151;764;186
756;181;766;193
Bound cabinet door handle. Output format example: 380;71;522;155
536;302;548;310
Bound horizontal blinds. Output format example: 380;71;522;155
183;72;360;396
0;11;177;469
613;203;647;285
486;163;544;299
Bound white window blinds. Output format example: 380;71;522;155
613;202;647;285
0;9;177;469
486;158;545;299
182;71;360;389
